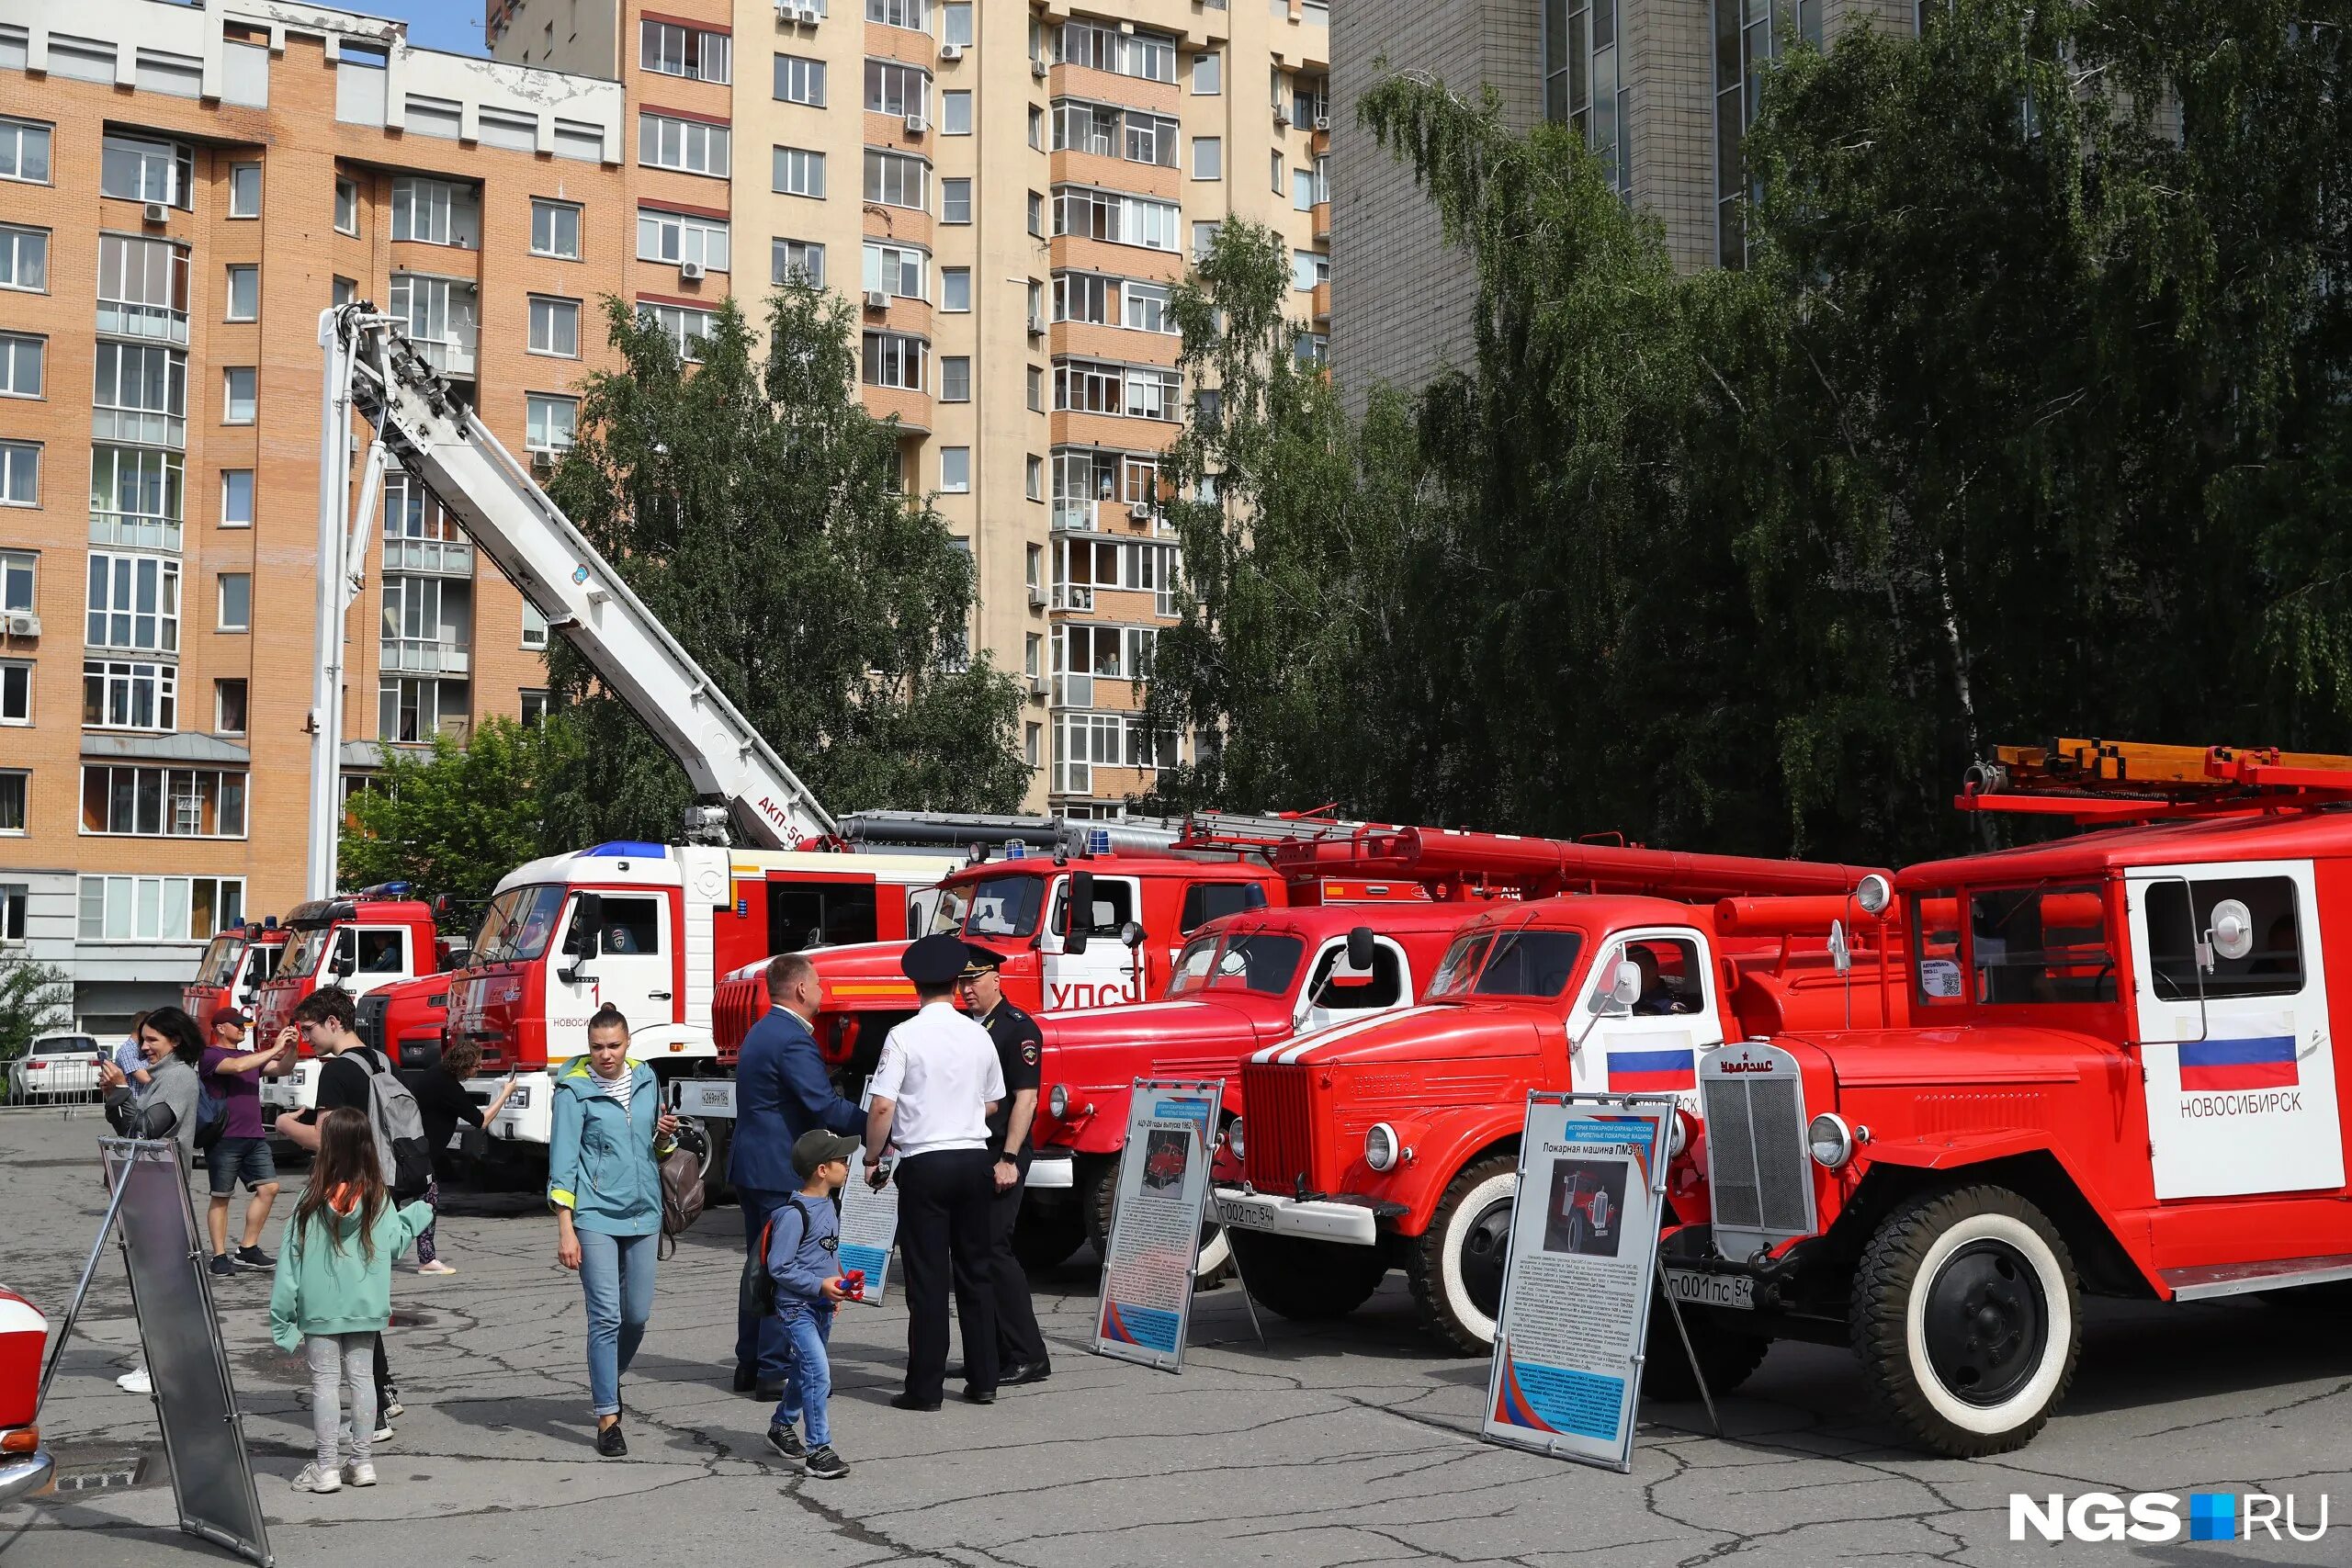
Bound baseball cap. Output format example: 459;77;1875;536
792;1129;862;1179
209;1006;251;1031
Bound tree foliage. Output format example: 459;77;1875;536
0;949;71;1069
540;288;1028;846
340;715;582;906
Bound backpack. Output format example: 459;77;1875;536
657;1122;708;1259
737;1196;812;1319
193;1083;227;1150
351;1047;434;1201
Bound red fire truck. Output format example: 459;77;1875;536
255;890;449;1117
1213;827;1894;1351
1658;739;2352;1456
181;919;290;1023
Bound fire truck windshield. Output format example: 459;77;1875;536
194;932;243;987
278;926;332;980
1169;931;1305;997
1429;928;1586;999
932;874;1047;940
470;884;568;964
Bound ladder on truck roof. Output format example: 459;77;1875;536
1270;825;1883;903
304;306;836;897
1961;739;2352;820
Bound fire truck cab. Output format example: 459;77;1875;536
182;920;289;1021
1661;741;2352;1457
255;891;446;1115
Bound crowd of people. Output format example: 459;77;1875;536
97;930;1059;1491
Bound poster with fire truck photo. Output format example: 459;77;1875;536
1482;1094;1678;1472
1093;1078;1223;1372
836;1144;899;1306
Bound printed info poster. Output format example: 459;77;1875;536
837;1145;900;1307
1482;1095;1676;1472
1093;1078;1221;1371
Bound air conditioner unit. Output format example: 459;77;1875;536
864;289;889;311
1027;584;1048;609
1272;107;1291;128
530;451;554;476
679;259;707;281
1031;57;1048;79
1117;17;1135;32
1127;501;1151;521
904;113;926;135
1026;316;1045;338
1314;114;1330;131
3;612;38;638
1028;674;1046;697
938;42;962;61
141;201;169;225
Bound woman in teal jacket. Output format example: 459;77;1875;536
548;1005;678;1457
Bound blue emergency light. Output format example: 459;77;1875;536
1004;840;1027;860
1088;828;1112;855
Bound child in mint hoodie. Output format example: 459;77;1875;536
269;1107;433;1495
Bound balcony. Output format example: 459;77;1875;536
1311;279;1330;324
1053;671;1094;706
96;298;188;345
404;334;478;381
380;639;470;675
383;536;474;576
1052;499;1102;533
1051;583;1095;612
1312;199;1330;245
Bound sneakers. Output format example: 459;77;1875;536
594;1423;628;1458
209;1254;235;1278
343;1419;394;1445
290;1463;341;1494
233;1245;275;1271
764;1423;807;1464
417;1260;457;1276
803;1445;848;1481
341;1461;377;1487
116;1367;152;1394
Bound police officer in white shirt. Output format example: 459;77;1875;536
864;932;1005;1410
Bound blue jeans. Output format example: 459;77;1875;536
577;1228;658;1417
771;1307;833;1448
735;1188;792;1382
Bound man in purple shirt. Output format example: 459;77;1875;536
198;1007;292;1277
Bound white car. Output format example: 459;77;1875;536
8;1034;103;1103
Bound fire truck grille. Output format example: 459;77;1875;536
1701;1057;1815;1254
356;992;390;1056
1239;1064;1316;1193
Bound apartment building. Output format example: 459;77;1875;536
1329;0;1914;407
486;0;1333;818
0;0;637;1028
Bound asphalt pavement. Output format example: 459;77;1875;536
3;1110;2347;1567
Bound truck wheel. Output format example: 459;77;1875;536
1012;1201;1086;1271
1405;1154;1517;1354
1085;1154;1231;1286
1849;1185;2081;1458
1228;1230;1388;1320
1641;1293;1770;1402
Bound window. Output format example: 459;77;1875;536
775;53;827;106
1272;149;1283;192
1027;454;1044;501
638;209;730;271
528;296;580;357
864;243;927;299
865;59;930;118
220;469;254;527
225;265;259;321
1027;366;1043;411
85;554;180;652
641;18;729;81
861;332;927;390
1193;136;1221;179
101;135;193;207
520;688;550;727
1125;112;1179;166
96;236;188;342
228;163;262;217
943;90;972;134
944;177;972;224
941;446;970;492
389;175;481;246
1315;153;1330;203
521;601;549;649
1030;105;1044;150
1055;359;1122;413
1294;168;1315;210
1124;281;1171;333
942;267;971;311
0;224;47;292
941;356;971;401
1055;19;1175;82
214;678;246;734
0;551;31;614
531;198;582;258
1053;100;1119;156
0;442;32;505
866;0;928;29
78;874;245;941
80;766;246;838
639;113;731;176
1027;190;1043;236
1053;186;1181;250
1055;272;1111;323
379;676;470;742
1295;331;1329;367
942;2;972;45
638;301;718;360
1193;51;1220;94
335;175;359;235
526;395;578;452
0;118;50;184
1025;723;1041;769
864;149;929;209
774;145;826;197
222;367;257;424
0;774;20;835
0;659;25;723
773;238;826;287
0;883;24;934
1291;249;1328;290
217;572;251;632
82;660;177;729
1963;885;2116;1005
333;276;357;309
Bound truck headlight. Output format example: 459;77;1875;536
1363;1122;1399;1173
1227;1117;1245;1161
1807;1112;1853;1169
1047;1084;1069;1120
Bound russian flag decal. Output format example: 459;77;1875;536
1607;1047;1697;1092
2178;1035;2298;1093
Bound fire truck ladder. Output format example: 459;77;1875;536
304;306;837;897
1960;739;2352;820
1270;826;1884;904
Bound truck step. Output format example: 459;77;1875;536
2163;1253;2352;1302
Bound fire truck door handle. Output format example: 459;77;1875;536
648;989;673;1000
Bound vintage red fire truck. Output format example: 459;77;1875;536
181;919;290;1023
256;890;450;1116
1213;827;1896;1352
1658;739;2352;1456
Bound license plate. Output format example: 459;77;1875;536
1212;1195;1281;1233
1666;1268;1755;1311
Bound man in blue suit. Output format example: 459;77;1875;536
730;952;863;1397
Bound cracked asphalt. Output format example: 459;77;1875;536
4;1111;2348;1567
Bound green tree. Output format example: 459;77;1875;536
0;948;71;1072
540;287;1027;845
340;714;583;905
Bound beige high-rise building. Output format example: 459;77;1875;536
488;0;1334;816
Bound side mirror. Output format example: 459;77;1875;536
1118;919;1145;949
1589;954;1640;1014
328;939;355;978
1066;871;1093;956
562;892;604;958
1345;925;1376;973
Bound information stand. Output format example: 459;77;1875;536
836;1145;899;1306
1479;1094;1678;1472
1091;1078;1221;1371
